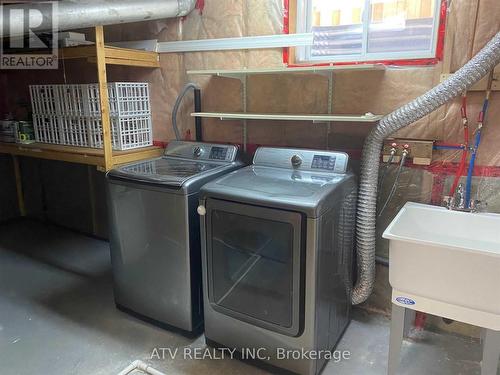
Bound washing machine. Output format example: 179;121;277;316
197;147;357;374
106;141;243;334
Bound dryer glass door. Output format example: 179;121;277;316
206;199;303;337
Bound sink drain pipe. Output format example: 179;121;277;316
352;31;500;305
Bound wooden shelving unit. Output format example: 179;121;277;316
1;26;162;172
0;26;163;217
0;142;163;170
191;112;383;123
60;44;160;68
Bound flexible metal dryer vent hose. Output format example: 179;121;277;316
352;31;500;305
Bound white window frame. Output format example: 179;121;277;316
295;0;442;63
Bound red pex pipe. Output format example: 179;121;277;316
450;149;468;195
449;96;470;195
414;311;427;330
282;0;290;64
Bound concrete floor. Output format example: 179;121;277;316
0;220;493;375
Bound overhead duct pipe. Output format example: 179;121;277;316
353;32;500;305
1;0;196;37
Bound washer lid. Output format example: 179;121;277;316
108;157;224;187
107;141;241;189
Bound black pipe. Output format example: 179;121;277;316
375;255;389;267
194;88;202;142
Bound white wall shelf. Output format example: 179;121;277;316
188;64;385;150
187;64;385;79
191;112;383;123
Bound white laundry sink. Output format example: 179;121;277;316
383;202;500;322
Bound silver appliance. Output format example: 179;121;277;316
198;147;357;374
106;141;243;334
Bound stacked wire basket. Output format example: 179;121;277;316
29;82;152;150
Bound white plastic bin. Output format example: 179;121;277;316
29;82;153;150
32;115;62;144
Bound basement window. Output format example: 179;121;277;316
295;0;443;63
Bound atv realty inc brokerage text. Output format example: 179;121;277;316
151;347;351;362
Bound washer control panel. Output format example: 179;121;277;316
209;146;229;161
311;155;336;171
254;147;348;173
166;141;237;162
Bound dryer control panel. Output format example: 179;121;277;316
166;141;238;162
253;147;348;174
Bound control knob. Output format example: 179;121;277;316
291;154;302;168
193;146;202;157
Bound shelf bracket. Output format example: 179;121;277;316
241;74;248;152
328;71;334;113
217;70;249;151
326;71;334;149
216;72;245;80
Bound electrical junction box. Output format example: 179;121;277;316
382;138;434;166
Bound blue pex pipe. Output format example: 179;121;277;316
482;98;490;114
465;97;490;208
465;131;481;207
433;145;465;150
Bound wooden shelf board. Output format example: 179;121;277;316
0;142;164;170
187;64;386;78
88;56;160;68
59;45;160;68
112;146;164;166
104;46;158;62
59;45;96;59
191;112;383;123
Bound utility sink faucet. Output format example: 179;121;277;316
443;183;481;212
